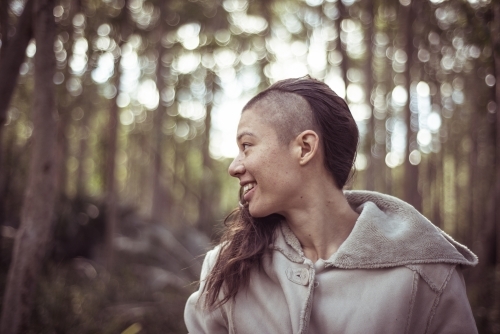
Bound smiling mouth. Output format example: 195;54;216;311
243;183;256;195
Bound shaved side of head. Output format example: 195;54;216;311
243;91;317;145
241;76;358;188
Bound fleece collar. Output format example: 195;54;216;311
272;190;478;269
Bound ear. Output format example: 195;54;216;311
294;130;320;166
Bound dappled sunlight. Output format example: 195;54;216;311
0;0;498;331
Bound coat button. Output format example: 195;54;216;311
286;267;309;286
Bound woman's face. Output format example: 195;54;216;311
228;108;300;218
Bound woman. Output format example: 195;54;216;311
184;77;478;333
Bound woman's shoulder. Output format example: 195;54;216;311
200;244;223;277
333;190;478;269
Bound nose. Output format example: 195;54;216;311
228;155;245;178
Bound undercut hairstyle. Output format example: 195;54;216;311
244;76;359;188
244;91;316;145
202;76;359;309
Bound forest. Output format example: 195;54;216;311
0;0;499;332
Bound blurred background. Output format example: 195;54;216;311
0;0;499;332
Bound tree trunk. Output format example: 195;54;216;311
75;33;95;197
0;0;10;60
0;0;33;126
363;0;375;191
197;72;215;233
151;13;166;224
490;5;500;323
104;0;131;269
401;0;421;211
492;1;500;268
55;0;80;197
0;0;58;332
336;0;349;90
467;83;478;247
0;0;33;226
75;105;91;196
104;61;121;269
56;105;72;195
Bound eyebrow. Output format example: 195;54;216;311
237;131;256;141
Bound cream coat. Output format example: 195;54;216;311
184;191;478;334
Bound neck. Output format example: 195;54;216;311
281;181;359;263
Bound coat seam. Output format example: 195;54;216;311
405;271;419;334
298;268;315;334
272;246;304;264
327;258;474;270
439;265;456;290
424;265;456;334
405;264;440;292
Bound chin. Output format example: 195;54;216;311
248;202;275;218
248;207;264;218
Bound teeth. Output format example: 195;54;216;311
243;183;256;194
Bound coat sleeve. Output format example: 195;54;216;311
427;267;478;334
184;246;228;334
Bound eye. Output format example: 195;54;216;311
242;143;251;150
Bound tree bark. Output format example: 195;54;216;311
491;1;500;268
0;0;58;332
75;104;91;196
104;61;121;269
0;0;33;226
0;0;33;126
104;0;131;269
151;9;166;224
197;72;215;233
363;0;375;191
336;0;349;90
490;7;500;323
0;0;10;60
75;32;95;197
56;0;80;197
401;0;421;211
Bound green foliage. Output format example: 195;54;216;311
23;256;191;333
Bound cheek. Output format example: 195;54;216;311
261;162;295;191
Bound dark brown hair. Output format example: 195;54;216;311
203;76;359;308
